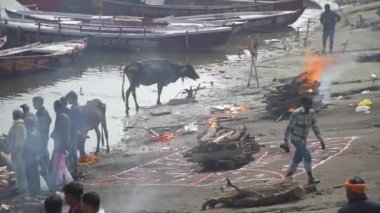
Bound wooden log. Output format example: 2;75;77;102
213;131;234;143
200;127;218;142
227;126;246;141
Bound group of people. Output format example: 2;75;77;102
44;181;104;213
3;91;85;195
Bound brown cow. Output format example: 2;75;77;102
81;99;109;155
121;59;200;115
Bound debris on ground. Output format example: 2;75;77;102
150;132;175;143
209;104;249;114
356;53;380;62
0;166;12;194
202;178;306;210
168;84;203;106
183;122;260;171
79;154;102;166
179;122;199;134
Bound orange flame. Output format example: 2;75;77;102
288;107;295;112
151;132;175;143
302;52;335;83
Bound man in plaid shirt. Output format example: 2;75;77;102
280;96;326;184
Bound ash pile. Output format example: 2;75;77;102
183;122;260;171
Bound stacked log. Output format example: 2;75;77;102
263;72;323;117
184;124;260;170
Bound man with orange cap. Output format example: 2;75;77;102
338;176;380;213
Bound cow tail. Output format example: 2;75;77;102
122;68;126;102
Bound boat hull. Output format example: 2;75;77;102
0;40;86;78
1;21;232;51
103;0;304;18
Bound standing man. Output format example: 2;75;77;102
280;96;326;184
20;104;37;124
51;100;73;189
23;117;41;196
60;97;71;116
338;177;380;213
320;4;341;53
7;109;27;193
32;96;52;179
66;91;85;179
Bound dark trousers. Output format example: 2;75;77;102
322;28;335;52
39;133;50;177
24;154;41;196
287;137;312;174
68;136;79;177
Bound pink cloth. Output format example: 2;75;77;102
52;153;73;186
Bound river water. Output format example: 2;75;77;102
0;0;326;152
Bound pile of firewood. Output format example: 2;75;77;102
183;123;260;171
202;178;306;210
263;72;323;117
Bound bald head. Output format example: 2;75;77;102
13;109;23;121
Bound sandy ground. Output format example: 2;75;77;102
82;2;380;212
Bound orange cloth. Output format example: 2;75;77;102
79;154;101;166
344;180;367;194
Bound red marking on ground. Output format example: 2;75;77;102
91;137;356;187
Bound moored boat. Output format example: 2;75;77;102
102;0;304;18
5;8;246;31
0;19;233;50
157;8;306;31
0;39;87;77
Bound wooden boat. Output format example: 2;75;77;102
0;39;87;77
102;0;304;18
0;19;233;50
5;8;245;32
157;8;306;31
5;9;168;27
0;36;7;49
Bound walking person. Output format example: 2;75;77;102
23;117;42;196
6;109;27;193
338;176;380;213
66;91;85;179
320;4;341;53
33;96;52;179
50;100;73;190
280;96;326;184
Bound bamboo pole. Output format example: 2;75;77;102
303;18;310;47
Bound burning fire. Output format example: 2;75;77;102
302;52;335;84
288;107;295;112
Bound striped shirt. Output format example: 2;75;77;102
284;107;323;142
